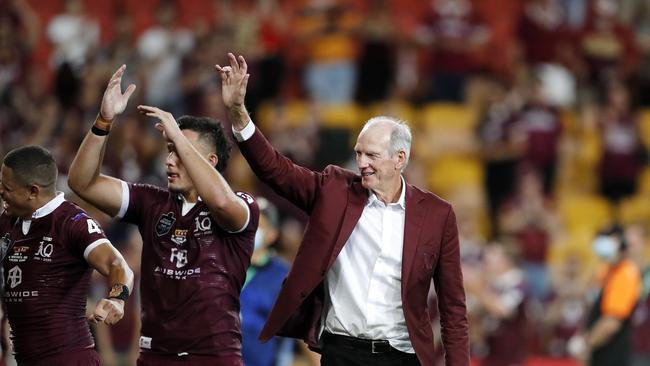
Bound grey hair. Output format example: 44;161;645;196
361;116;412;170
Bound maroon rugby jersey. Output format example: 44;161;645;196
117;182;258;358
0;193;109;363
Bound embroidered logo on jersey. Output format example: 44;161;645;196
7;266;22;288
156;212;176;236
0;233;12;261
170;248;188;268
7;246;29;263
236;192;254;204
170;229;188;246
193;215;213;235
34;236;54;262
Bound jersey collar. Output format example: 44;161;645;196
31;192;65;219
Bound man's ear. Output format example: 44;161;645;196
28;184;40;200
395;150;406;170
208;153;219;169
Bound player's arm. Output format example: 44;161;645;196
86;242;134;325
137;105;249;232
68;65;136;217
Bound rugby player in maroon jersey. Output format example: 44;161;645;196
68;65;259;366
0;145;134;365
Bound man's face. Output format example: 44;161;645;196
354;123;403;192
0;164;33;218
165;130;216;194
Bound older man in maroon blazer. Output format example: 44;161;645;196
217;53;469;366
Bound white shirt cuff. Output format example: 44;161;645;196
116;180;129;219
232;120;256;142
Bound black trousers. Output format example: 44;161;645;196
320;333;420;366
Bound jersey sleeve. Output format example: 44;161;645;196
230;191;260;237
65;211;111;260
118;181;167;225
602;262;642;319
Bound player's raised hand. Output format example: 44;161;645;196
215;53;249;110
89;298;125;325
137;105;182;141
100;65;136;121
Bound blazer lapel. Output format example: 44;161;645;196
327;180;367;269
401;184;427;292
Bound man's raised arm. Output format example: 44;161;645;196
69;65;136;217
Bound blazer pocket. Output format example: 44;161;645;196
421;248;437;272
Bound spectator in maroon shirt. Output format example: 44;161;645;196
517;0;574;67
512;77;563;193
464;240;529;366
597;78;645;202
417;0;490;101
576;0;639;88
498;167;560;302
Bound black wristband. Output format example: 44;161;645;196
108;283;130;302
91;125;110;136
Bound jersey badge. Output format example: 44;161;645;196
156;212;176;237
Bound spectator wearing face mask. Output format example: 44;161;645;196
569;224;641;366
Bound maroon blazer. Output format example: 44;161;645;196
238;128;469;366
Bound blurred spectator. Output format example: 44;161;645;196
464;240;529;366
620;0;650;106
545;255;590;357
137;0;194;115
46;0;99;72
576;0;639;89
417;0;490;102
498;168;560;301
299;1;360;104
517;0;573;67
512;75;563;193
626;222;650;366
0;0;39;96
597;79;645;202
240;197;292;366
476;77;525;233
355;0;396;104
570;225;641;366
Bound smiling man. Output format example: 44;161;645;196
0;145;133;365
217;53;469;366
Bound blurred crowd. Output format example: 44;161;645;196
2;0;650;365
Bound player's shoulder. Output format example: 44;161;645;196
234;191;257;207
56;201;96;225
129;182;172;199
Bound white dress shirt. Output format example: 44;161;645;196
323;177;412;352
233;121;413;352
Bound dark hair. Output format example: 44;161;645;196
3;145;58;190
177;116;231;172
598;224;628;251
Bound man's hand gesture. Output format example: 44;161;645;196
137;105;182;142
89;298;125;325
100;65;136;121
215;53;249;110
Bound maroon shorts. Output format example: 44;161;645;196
137;352;243;366
20;348;100;366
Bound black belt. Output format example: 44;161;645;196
322;332;393;354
